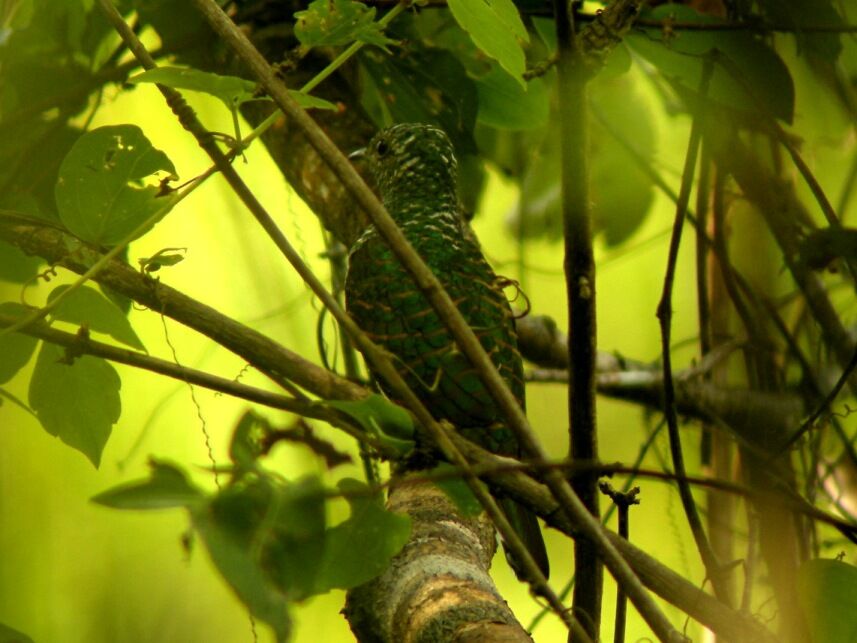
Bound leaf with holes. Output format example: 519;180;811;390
55;125;178;245
295;0;396;50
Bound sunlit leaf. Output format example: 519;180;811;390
28;342;120;467
92;459;204;510
48;284;144;350
129;67;336;112
447;0;529;87
294;0;396;50
55;125;178;245
798;559;857;643
316;478;410;590
0;302;38;384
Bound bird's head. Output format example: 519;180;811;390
353;123;459;212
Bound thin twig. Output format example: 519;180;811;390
599;483;640;643
656;54;729;601
775;344;857;456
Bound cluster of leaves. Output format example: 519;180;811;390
92;411;411;642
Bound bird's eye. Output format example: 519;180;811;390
375;140;389;157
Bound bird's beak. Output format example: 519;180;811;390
348;147;366;160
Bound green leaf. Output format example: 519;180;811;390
92;459;204;510
294;0;396;50
628;4;795;123
28;342;121;467
798;559;857;643
447;0;529;87
199;475;326;606
263;476;328;600
0;621;34;643
797;227;857;271
476;66;548;130
532;16;556;53
130;67;263;110
0;302;39;384
359;46;478;154
134;0;219;70
128;67;336;113
291;92;338;111
0;239;41;283
54;125;178;245
316;478;410;590
324;394;415;455
590;78;656;246
193;500;293;643
229;410;268;470
48;284;144;350
431;464;483;517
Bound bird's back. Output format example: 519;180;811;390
346;216;525;456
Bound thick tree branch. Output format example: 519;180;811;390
345;479;534;643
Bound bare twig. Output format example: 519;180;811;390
656;55;729;601
599;483;640;643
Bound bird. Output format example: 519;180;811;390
344;122;549;578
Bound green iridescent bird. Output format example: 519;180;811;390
345;123;549;578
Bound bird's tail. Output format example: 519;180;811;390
500;497;550;580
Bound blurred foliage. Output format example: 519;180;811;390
2;0;857;641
